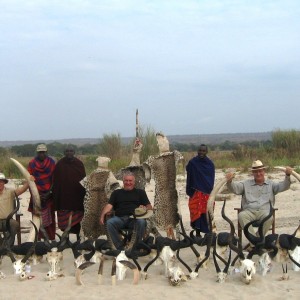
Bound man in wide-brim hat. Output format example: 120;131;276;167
225;160;292;238
0;172;31;246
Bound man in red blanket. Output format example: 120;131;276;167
28;144;56;240
186;144;215;236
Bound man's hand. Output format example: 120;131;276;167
285;167;293;176
140;204;153;211
99;216;105;225
225;172;235;182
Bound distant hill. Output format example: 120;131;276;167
0;132;272;147
168;132;272;145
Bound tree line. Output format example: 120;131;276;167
1;129;300;177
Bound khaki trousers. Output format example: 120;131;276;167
238;209;273;237
0;219;20;246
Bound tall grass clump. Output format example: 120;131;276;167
272;129;300;156
98;133;122;160
81;155;98;174
1;155;31;179
139;125;159;162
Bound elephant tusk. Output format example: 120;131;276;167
274;167;300;182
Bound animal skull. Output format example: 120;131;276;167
46;270;64;281
159;246;188;286
46;248;63;274
239;259;256;284
13;259;26;275
168;266;187;286
290;246;300;271
216;271;228;283
116;251;129;280
258;252;272;276
159;246;176;277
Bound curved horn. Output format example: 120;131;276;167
75;261;95;286
125;220;138;253
291;221;300;237
104;249;121;257
10;158;41;214
9;193;20;219
194;232;214;272
39;224;52;249
111;258;117;286
105;221;117;251
244;201;273;249
207;177;228;232
57;213;73;251
282;263;286;273
243;220;259;246
83;248;96;262
21;221;38;263
143;249;160;273
213;245;221;273
221;200;245;260
288;251;300;268
178;215;200;258
274;166;300;182
175;236;193;273
119;260;140;284
170;233;192;251
224;249;232;274
4;193;20;243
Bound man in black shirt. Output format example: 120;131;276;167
100;172;153;250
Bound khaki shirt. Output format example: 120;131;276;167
0;188;15;219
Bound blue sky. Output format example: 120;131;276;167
1;0;299;141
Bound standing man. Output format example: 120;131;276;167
28;144;56;240
99;172;153;250
0;173;31;246
53;146;86;237
186;144;215;236
226;160;292;237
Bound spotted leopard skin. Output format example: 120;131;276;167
144;151;182;232
81;170;119;239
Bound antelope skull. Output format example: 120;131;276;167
46;248;63;275
168;265;188;286
258;252;272;276
116;251;129;280
239;259;256;284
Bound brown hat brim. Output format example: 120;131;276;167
250;166;268;171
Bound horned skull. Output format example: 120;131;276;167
258;252;272;276
46;248;63;275
239;259;256;284
116;251;129;280
168;265;188;286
